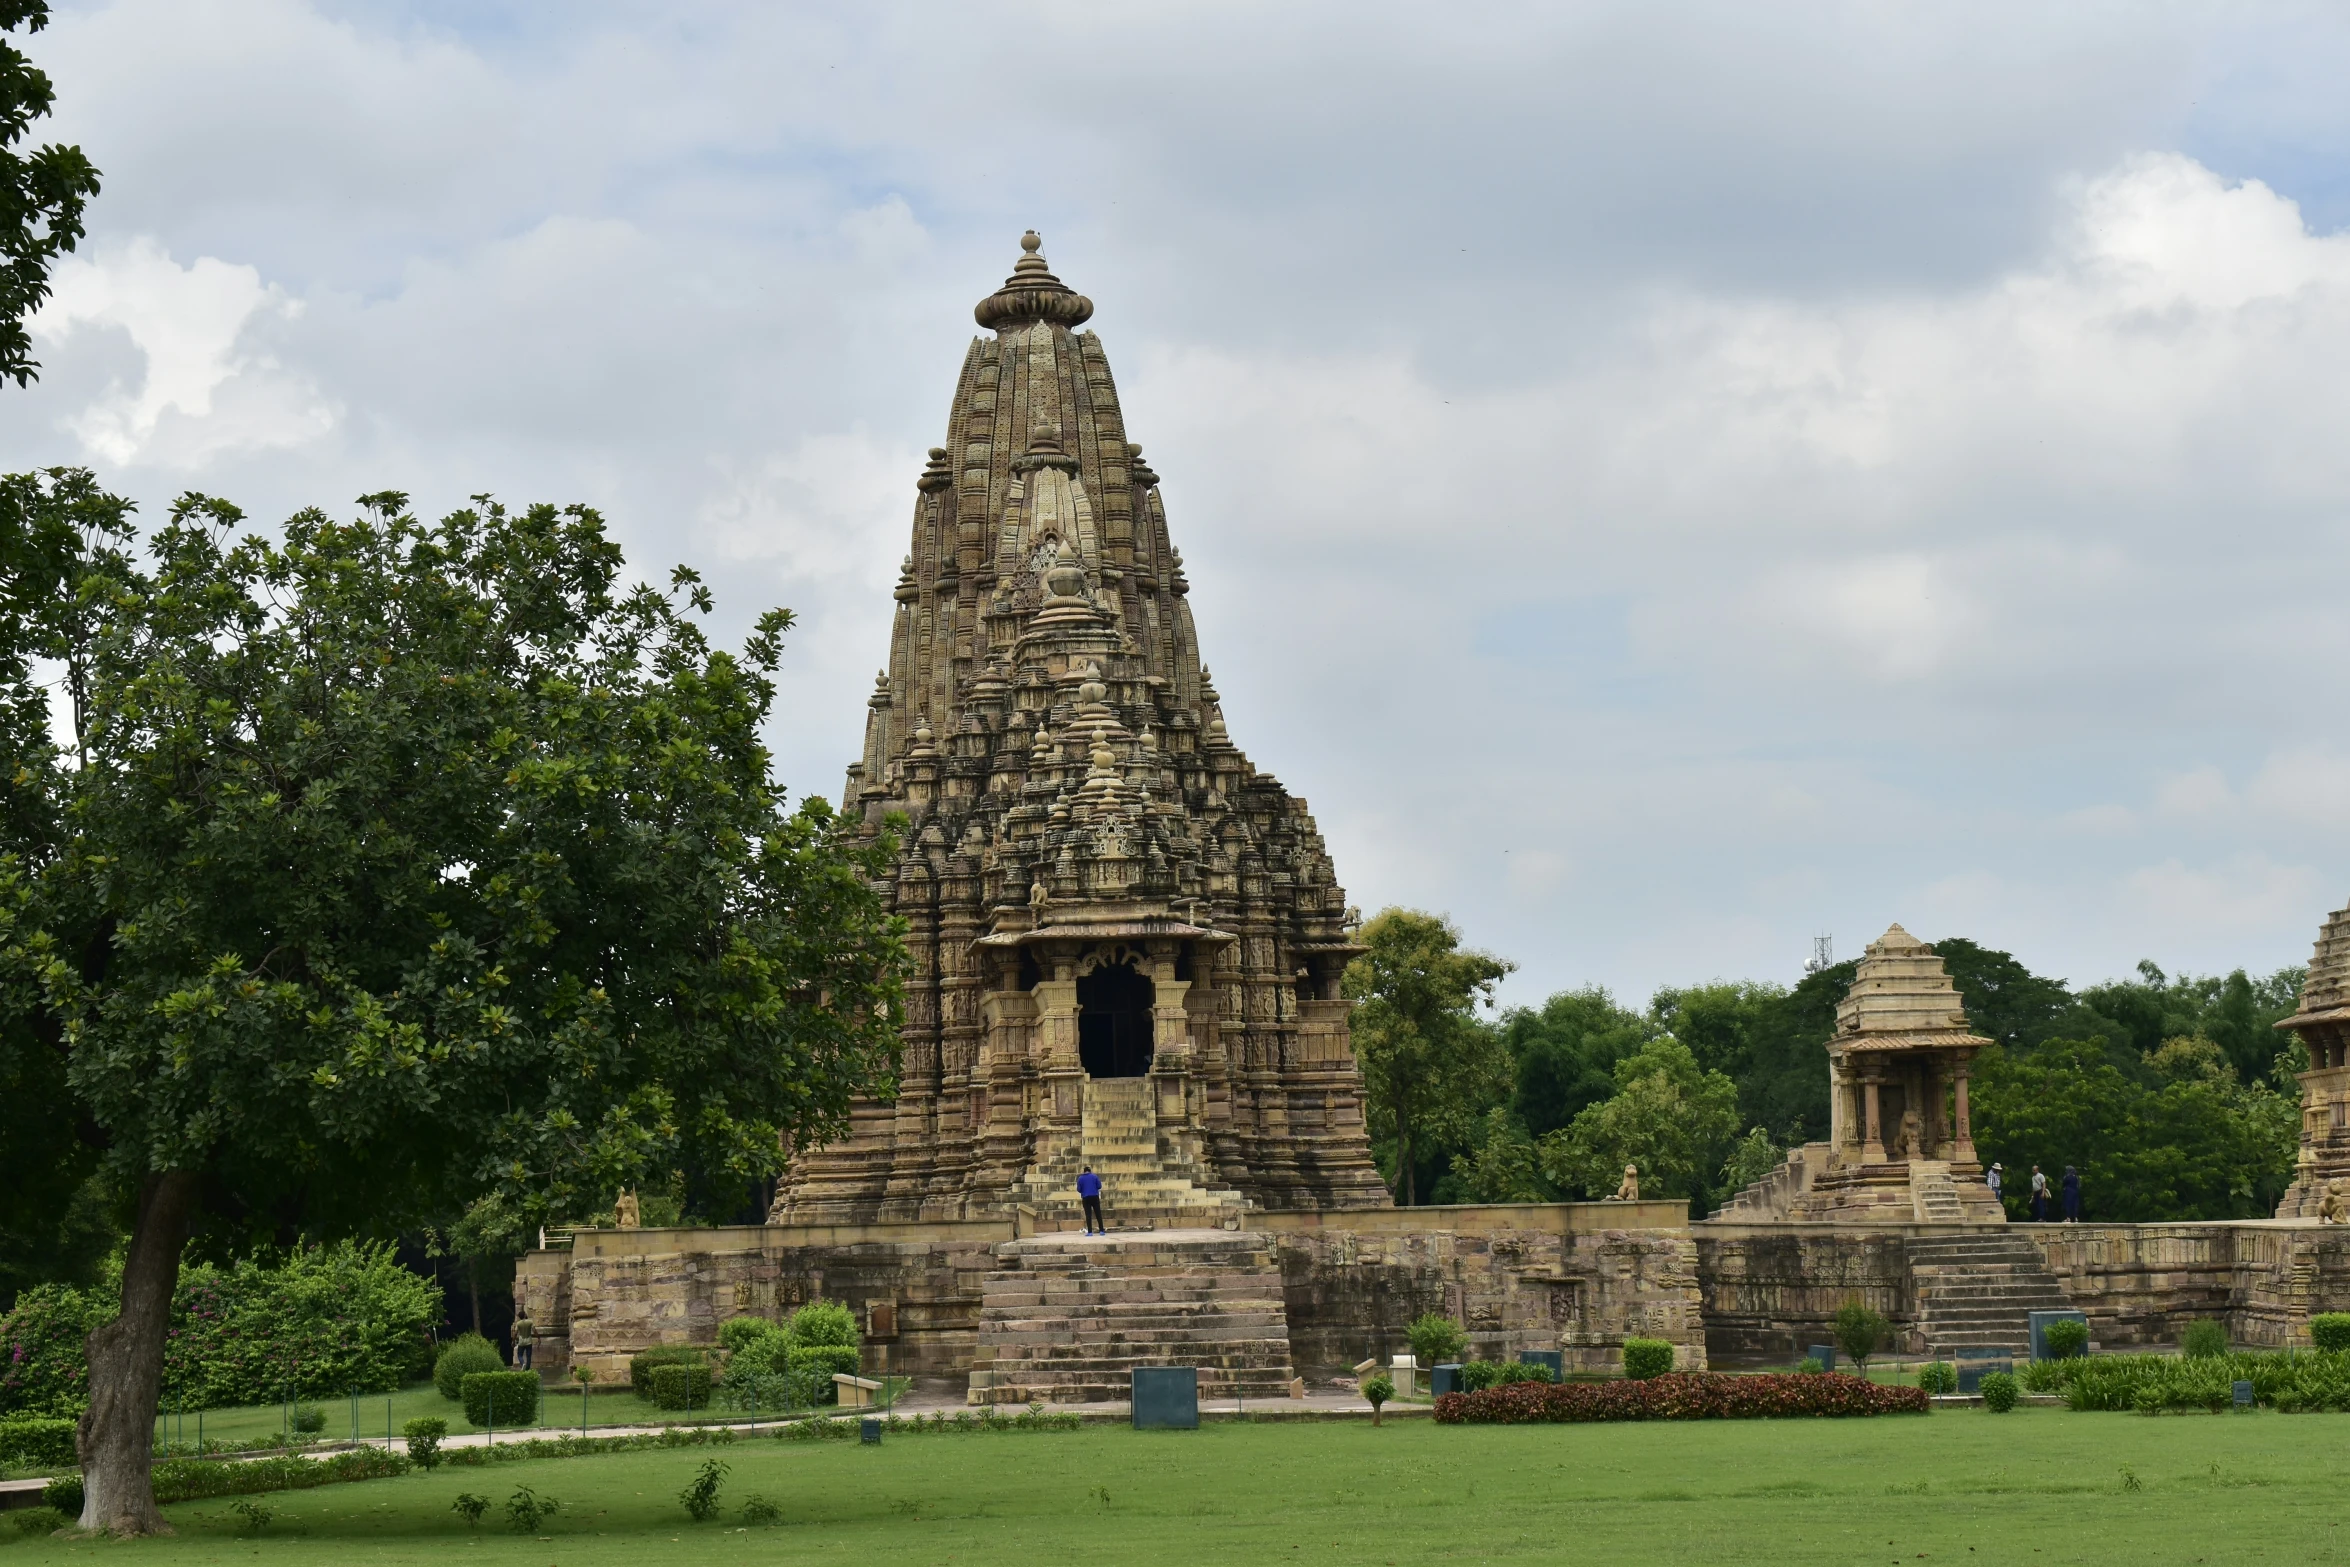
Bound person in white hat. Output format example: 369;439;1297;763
1987;1162;2004;1207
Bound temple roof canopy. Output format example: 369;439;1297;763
1832;922;1991;1055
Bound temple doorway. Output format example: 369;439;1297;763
1079;958;1155;1078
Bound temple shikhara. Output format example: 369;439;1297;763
773;233;1390;1228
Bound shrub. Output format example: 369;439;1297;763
1917;1361;1957;1395
2182;1320;2228;1359
1833;1301;1888;1371
2309;1314;2350;1352
229;1498;274;1533
629;1345;707;1400
719;1316;780;1355
1980;1372;2019;1413
461;1370;542;1428
740;1493;782;1525
10;1507;69;1536
788;1345;860;1402
2;1242;438;1418
1796;1357;1825;1376
650;1362;715;1411
452;1493;489;1527
42;1475;82;1516
1434;1371;1926;1424
1407;1314;1468;1367
505;1485;557;1532
1461;1360;1547;1392
2043;1319;2090;1359
291;1404;326;1433
403;1416;447;1470
435;1333;506;1401
1362;1375;1394;1409
0;1416;79;1468
149;1447;408;1504
1621;1339;1675;1380
785;1300;859;1349
680;1457;729;1521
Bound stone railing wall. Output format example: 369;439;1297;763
1693;1223;1921;1358
520;1200;1706;1385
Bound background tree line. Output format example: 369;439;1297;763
1343;910;2305;1221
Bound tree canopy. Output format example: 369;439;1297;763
1;2;100;387
1340;908;1513;1205
0;475;907;1532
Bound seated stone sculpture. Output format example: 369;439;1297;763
613;1189;642;1229
2321;1179;2348;1225
1613;1164;1639;1202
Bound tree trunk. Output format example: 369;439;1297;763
467;1258;482;1345
77;1170;197;1536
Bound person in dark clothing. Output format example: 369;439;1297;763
2061;1165;2081;1223
1077;1165;1104;1235
512;1315;534;1370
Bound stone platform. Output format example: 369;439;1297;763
968;1229;1296;1404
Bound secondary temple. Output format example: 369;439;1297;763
773;232;1390;1229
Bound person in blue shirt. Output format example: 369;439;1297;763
1077;1165;1104;1235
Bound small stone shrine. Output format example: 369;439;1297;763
1793;924;2003;1221
2273;898;2350;1218
771;233;1390;1230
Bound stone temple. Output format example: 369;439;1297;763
516;244;2350;1403
773;232;1390;1230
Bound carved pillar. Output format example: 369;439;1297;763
1862;1073;1885;1165
1953;1054;1976;1162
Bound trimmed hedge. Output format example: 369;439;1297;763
1435;1371;1927;1424
1621;1339;1675;1380
789;1345;859;1401
151;1447;408;1504
630;1346;707;1400
649;1363;713;1411
434;1334;505;1401
2310;1314;2350;1353
459;1371;541;1427
1459;1360;1554;1392
1980;1372;2019;1413
0;1416;78;1468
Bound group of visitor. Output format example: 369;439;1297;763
1986;1161;2081;1221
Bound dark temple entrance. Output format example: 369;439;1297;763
1078;959;1155;1078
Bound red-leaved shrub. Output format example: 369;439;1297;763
1433;1371;1926;1424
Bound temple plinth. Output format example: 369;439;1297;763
1784;924;2005;1224
2273;900;2350;1218
773;234;1391;1229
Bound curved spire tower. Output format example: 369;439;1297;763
778;234;1389;1224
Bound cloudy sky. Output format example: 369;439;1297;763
10;1;2350;1008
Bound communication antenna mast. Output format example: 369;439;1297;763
1803;935;1833;975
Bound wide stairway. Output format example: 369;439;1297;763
968;1230;1298;1405
1910;1231;2075;1354
1015;1078;1248;1232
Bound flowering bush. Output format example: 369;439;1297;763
1433;1371;1927;1424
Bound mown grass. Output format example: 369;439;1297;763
9;1404;2343;1564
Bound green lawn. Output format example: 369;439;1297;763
13;1406;2344;1564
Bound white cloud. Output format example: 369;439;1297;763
29;238;333;467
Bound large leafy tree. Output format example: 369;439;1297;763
2;2;100;387
0;478;906;1534
1539;1036;1740;1207
1972;1035;2297;1221
1341;908;1513;1206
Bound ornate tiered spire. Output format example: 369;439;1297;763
784;233;1388;1224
